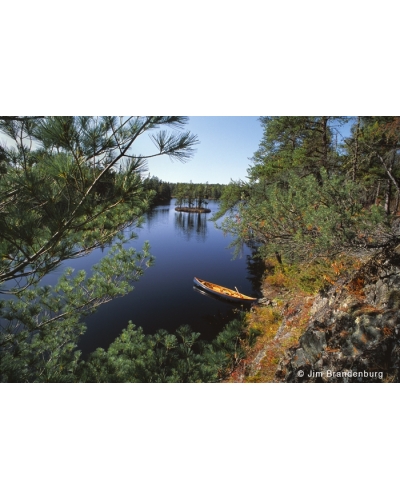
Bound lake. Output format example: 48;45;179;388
43;200;262;355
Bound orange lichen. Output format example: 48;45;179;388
346;276;366;298
383;326;393;336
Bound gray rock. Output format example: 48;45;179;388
291;348;309;369
275;246;400;383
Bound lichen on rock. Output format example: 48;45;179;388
276;246;400;383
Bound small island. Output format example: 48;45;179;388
142;178;225;212
175;207;211;213
174;181;213;213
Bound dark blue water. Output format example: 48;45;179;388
42;200;262;355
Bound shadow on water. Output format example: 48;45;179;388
192;287;251;334
245;244;267;291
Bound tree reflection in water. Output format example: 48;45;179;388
174;211;208;242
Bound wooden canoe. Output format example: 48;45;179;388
193;277;257;302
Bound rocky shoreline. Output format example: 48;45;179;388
277;245;400;382
234;245;400;383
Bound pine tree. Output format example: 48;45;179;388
0;116;198;291
0;116;198;381
214;116;395;264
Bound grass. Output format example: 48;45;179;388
265;256;363;295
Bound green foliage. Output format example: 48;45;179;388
142;175;172;204
214;116;400;268
0;242;154;382
81;317;250;383
0;116;204;382
210;180;247;221
0;306;252;383
0;116;198;291
171;181;226;209
140;178;227;208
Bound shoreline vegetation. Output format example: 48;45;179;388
142;177;226;206
214;116;400;383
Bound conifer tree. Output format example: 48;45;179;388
214;116;397;264
0;116;198;381
0;116;198;291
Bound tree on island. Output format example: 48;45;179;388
193;182;209;210
174;181;211;212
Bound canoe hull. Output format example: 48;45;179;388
193;277;257;303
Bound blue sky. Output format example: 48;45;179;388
0;116;354;186
137;116;264;184
138;116;354;185
0;116;263;185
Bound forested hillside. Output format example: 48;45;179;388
215;117;399;264
214;117;400;382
